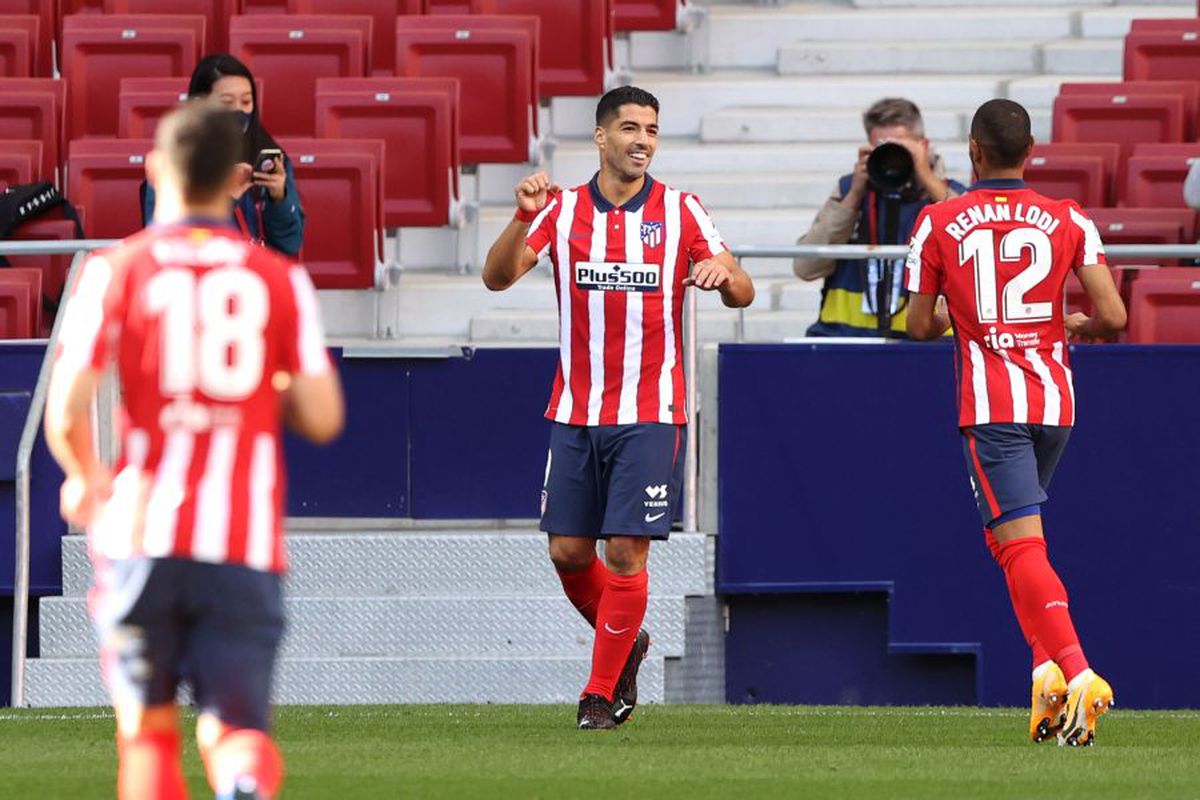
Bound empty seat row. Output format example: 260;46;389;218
1051;82;1196;158
1065;266;1200;344
1025;142;1200;209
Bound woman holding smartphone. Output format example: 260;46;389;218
141;54;306;256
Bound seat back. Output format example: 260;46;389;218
278;137;382;289
1124;30;1200;81
395;16;537;163
0;266;40;337
61;14;202;140
1127;268;1200;344
425;0;474;11
1051;93;1186;161
315;76;460;227
1085;207;1197;265
471;0;609;96
0;80;63;183
0;138;40;186
0;14;38;77
65;137;153;239
1025;143;1120;208
614;0;682;32
117;76;188;138
1119;144;1200;208
289;0;424;76
105;0;239;53
231;15;370;136
6;217;81;310
0;1;55;75
1059;80;1200;138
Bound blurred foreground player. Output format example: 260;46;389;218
44;102;344;798
905;99;1126;746
483;86;754;729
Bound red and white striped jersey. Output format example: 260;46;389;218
56;223;331;573
905;180;1106;428
525;174;726;426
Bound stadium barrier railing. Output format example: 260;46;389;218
8;239;1200;706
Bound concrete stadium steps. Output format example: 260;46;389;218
38;596;688;659
1041;38;1124;75
28;530;711;707
778;41;1046;76
700;108;967;144
1078;5;1199;37
25;657;667;708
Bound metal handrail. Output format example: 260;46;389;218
0;240;117;256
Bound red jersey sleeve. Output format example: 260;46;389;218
904;208;942;296
523;194;560;259
282;265;331;377
681;193;727;263
56;253;125;377
1065;202;1107;269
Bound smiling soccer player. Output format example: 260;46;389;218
483;86;754;730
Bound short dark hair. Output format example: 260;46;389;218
595;85;659;127
154;101;243;202
970;99;1033;168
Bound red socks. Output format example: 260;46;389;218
984;528;1051;670
996;536;1089;682
582;570;649;701
118;730;187;800
555;555;612;628
203;729;284;799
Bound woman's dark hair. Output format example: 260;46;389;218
187;53;282;164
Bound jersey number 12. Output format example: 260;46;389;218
959;227;1053;325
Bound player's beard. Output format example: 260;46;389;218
610;149;651;182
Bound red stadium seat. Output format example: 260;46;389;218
231;15;370;137
0;138;41;186
1129;19;1200;33
470;0;610;96
61;15;203;141
315;76;460;228
0;270;35;339
614;0;684;32
1126;267;1200;344
105;0;240;53
425;0;473;12
0;15;38;77
1059;80;1200;138
65;137;153;240
0;1;55;75
117;77;188;138
277;137;382;289
1119;144;1200;208
1025;143;1120;208
289;0;424;76
1085;207;1197;265
7;217;83;312
240;0;287;12
1124;30;1200;81
1051;92;1186;160
0;79;64;183
395;15;538;163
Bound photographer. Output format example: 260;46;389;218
794;98;964;338
142;54;305;256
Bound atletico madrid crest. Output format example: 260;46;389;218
640;221;663;248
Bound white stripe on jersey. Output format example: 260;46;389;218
906;215;934;293
585;204;607;426
192;427;238;563
57;256;113;377
617;206;645;424
246;433;277;572
1069;207;1104;265
1026;348;1061;425
142;430;194;558
684;195;725;256
529;197;557;242
553;190;578;424
968;341;990;426
1052;341;1075;421
661;189;682;423
288;267;330;376
1000;350;1028;424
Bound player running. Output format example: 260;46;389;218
44;102;344;799
905;99;1126;746
483;86;755;729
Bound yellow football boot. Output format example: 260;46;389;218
1030;662;1068;743
1058;670;1114;747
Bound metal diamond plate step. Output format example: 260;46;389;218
39;595;687;659
60;532;711;599
24;656;666;707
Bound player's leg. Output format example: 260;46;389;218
91;558;189;799
186;562;286;799
541;423;609;625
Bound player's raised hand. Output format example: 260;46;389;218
515;172;560;215
684;258;732;291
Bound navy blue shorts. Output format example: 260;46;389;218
961;423;1072;527
539;422;686;539
91;557;285;731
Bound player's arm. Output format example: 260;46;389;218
685;251;755;308
1066;263;1127;340
483;171;559;292
44;365;109;527
283;370;344;445
906;293;951;341
902;211;947;340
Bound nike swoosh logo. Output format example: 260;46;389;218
644;512;666;523
604;623;631;635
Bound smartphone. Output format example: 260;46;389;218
255;148;282;174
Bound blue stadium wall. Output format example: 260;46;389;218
1;343;1197;707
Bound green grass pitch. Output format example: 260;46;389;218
2;705;1198;798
